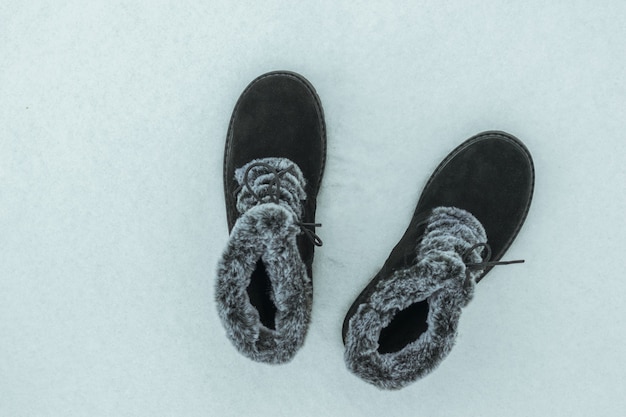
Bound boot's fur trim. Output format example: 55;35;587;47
344;207;487;389
235;157;307;219
216;158;311;364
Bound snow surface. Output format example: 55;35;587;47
1;1;625;416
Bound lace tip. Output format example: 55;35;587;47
506;259;525;265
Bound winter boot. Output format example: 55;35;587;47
215;71;326;364
342;131;534;389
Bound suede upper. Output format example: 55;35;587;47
223;71;326;278
414;131;534;280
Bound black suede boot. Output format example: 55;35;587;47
215;71;326;364
342;131;534;389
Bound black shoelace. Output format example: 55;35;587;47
234;161;323;247
462;242;524;280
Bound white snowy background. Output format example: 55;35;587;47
1;1;625;416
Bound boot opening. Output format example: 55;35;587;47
377;300;429;354
246;259;277;330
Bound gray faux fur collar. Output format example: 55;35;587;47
215;158;312;364
344;207;488;389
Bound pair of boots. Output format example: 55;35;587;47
215;71;534;390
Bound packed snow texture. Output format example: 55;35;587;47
1;1;625;416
